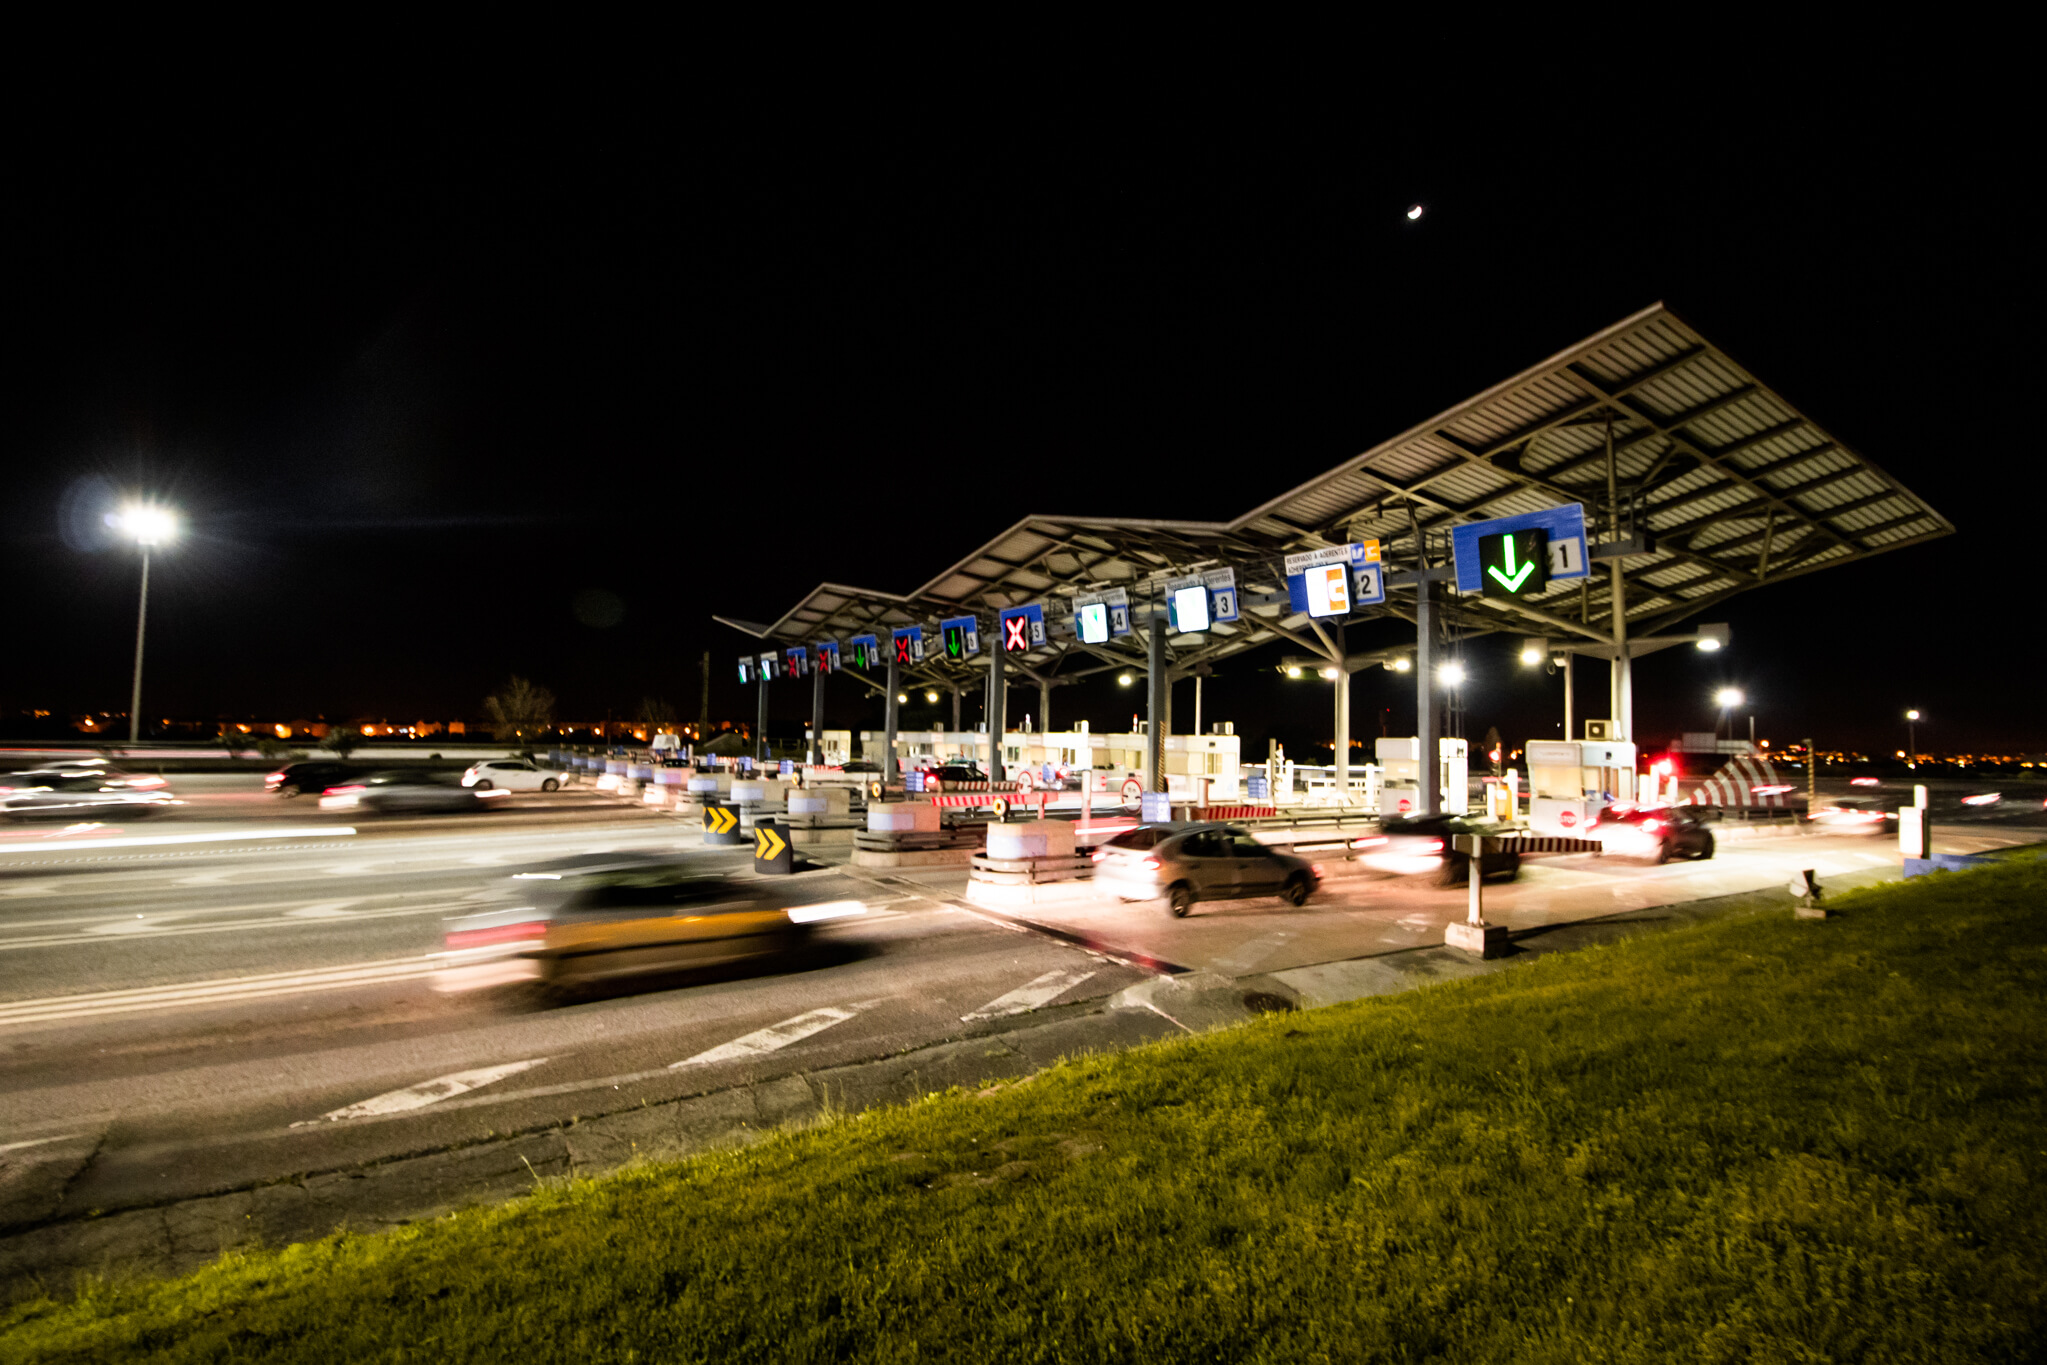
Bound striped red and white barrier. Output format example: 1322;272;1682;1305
1684;755;1796;808
1198;805;1277;820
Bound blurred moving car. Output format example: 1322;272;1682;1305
924;762;987;790
0;767;176;821
1359;814;1524;883
1806;797;1897;835
1093;822;1322;917
432;852;866;996
1592;804;1716;861
461;758;569;791
265;761;364;797
839;761;882;774
318;770;509;815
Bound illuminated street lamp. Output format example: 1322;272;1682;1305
1117;673;1134;687
1714;687;1744;742
1284;666;1302;679
107;503;179;744
924;690;940;704
1906;709;1921;769
1439;662;1466;687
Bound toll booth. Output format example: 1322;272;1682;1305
856;725;1241;802
1376;737;1469;816
1524;739;1638;836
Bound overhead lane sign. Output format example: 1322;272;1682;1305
1203;568;1239;623
1451;504;1588;595
892;626;924;664
1480;529;1548;598
849;634;878;669
786;646;809;678
940;615;980;661
1165;575;1211;633
758;652;779;680
737;657;755;684
1073;587;1130;644
815;641;839;673
998;604;1046;652
1285;542;1380;619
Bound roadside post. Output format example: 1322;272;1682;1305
753;819;793;874
1899;784;1932;863
1444;834;1509;958
703;800;742;846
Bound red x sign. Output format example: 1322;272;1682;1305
1003;615;1030;652
895;636;912;664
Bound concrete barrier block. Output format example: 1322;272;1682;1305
788;794;830;815
731;781;768;803
868;803;940;833
986;820;1076;860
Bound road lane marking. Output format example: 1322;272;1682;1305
0;957;439;1026
298;1059;550;1124
283;900;361;918
0;828;358;855
0;903;454;952
961;968;1098;1022
0;1134;83;1155
670;1000;884;1069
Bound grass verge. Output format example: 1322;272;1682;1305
7;858;2045;1362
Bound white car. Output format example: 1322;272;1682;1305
460;759;568;792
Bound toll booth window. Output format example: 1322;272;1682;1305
1106;827;1163;850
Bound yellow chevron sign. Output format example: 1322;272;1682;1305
754;825;788;862
704;805;738;835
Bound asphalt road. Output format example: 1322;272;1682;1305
2;773;2040;1235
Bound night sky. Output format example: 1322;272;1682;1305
6;85;2035;758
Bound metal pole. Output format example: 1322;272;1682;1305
755;674;769;763
1417;580;1439;815
1805;736;1815;809
986;639;1006;782
1039;680;1052;735
809;658;825;765
1331;623;1349;801
128;548;151;744
699;650;711;737
1610;563;1629;740
883;653;900;785
951;687;961;734
1193;673;1202;738
1146;613;1167;792
1562;651;1574;740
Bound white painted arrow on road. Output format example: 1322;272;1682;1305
670;1001;884;1069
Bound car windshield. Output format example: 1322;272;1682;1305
565;872;751;913
1106;826;1165;850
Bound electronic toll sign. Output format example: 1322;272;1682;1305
786;646;809;678
1478;527;1550;599
815;641;839;673
737;657;755;684
849;634;878;669
999;603;1046;652
940;615;980;661
892;626;924;664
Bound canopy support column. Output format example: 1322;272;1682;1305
809;661;825;765
883;654;900;785
987;642;1006;782
1417;582;1439;816
1146;614;1167;793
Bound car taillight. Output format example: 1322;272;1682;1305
1091;849;1105;862
1642;819;1663;833
325;784;366;795
128;775;168;789
266;770;287;782
1142;855;1160;870
1311;863;1325;878
445;922;548;950
1423;840;1443;854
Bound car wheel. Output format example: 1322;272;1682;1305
475;780;493;790
1166;883;1195;918
277;784;300;799
1280;874;1310;907
541;778;559;792
1654;838;1673;865
1695;833;1716;861
1436;854;1468;887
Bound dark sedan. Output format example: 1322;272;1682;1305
317;770;508;815
1592;804;1716;862
1357;814;1523;884
265;761;364;797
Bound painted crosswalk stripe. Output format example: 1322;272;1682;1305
299;1059;550;1124
961;968;1096;1022
0;957;440;1027
670;1001;883;1069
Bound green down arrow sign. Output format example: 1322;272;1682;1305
1479;528;1550;598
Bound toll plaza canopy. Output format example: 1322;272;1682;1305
718;303;1949;789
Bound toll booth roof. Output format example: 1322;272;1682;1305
720;303;1950;666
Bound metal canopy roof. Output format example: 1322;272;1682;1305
720;303;1950;685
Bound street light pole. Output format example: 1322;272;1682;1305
1906;709;1920;769
128;546;151;745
